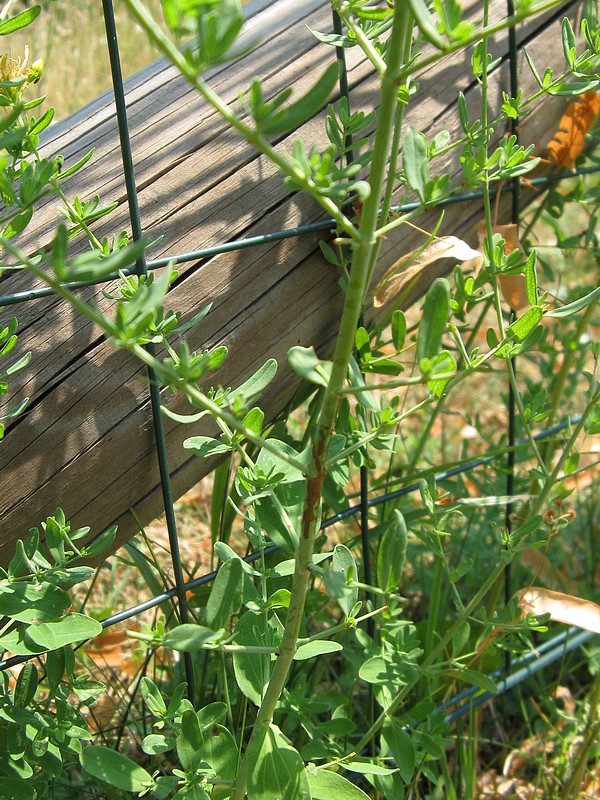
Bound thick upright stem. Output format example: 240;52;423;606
230;5;412;797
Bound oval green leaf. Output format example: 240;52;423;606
80;745;153;792
294;640;343;661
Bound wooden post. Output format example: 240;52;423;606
0;0;581;563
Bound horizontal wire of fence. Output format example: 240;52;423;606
1;164;599;308
442;627;593;724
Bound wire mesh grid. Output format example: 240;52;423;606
0;0;597;729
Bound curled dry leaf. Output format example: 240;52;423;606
516;586;600;634
374;235;480;307
545;91;600;169
475;221;529;310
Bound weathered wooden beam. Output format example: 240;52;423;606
0;0;582;563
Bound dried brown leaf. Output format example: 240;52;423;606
516;586;600;634
374;236;480;307
546;91;600;169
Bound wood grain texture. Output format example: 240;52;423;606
0;0;582;562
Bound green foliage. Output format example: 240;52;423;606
0;510;119;798
1;0;599;798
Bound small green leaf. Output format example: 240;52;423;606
307;766;371;799
288;345;332;387
184;435;232;458
247;724;311;800
243;406;264;436
3;208;33;238
294;640;343;660
72;676;106;703
142;733;176;755
233;611;277;705
561;17;577;69
329;544;358;618
0;580;71;622
83;525;117;558
0;6;41;35
274;552;333;577
265;588;291;609
0;615;98;658
416;278;450;361
355;326;370;357
525;252;538;307
229;358;278;404
45;647;66;693
14;662;38;707
26;613;103;650
197;702;228;730
382;721;415;783
259;62;339;136
445;668;498;693
391;309;407;351
141;677;167;717
177;709;203;773
206;558;243;630
545;286;600;318
452;620;471;656
163;623;222;651
214;541;261;575
425;350;457;397
376;510;408;593
80;745;153;792
403;126;428;201
359;655;393;685
342;760;397;776
507;305;542;342
197;724;238;785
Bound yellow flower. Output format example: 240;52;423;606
0;46;30;82
0;46;43;107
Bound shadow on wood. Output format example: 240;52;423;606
0;0;581;564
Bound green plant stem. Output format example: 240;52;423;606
229;4;412;795
333;1;386;75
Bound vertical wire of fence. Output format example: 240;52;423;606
101;0;196;699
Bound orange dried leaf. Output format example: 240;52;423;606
545;91;600;169
517;586;600;634
85;627;141;674
374;236;480;307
